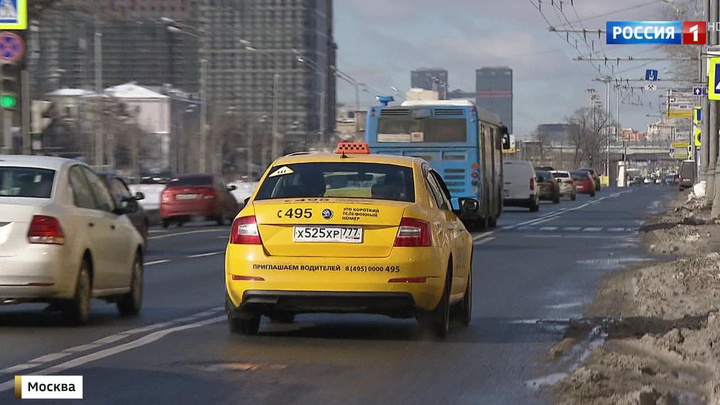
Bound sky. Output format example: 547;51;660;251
333;0;680;138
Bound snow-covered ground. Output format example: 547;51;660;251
129;182;258;211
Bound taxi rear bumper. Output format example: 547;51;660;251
229;291;417;318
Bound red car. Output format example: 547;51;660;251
160;174;239;227
571;171;596;197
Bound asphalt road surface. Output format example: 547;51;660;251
0;185;675;405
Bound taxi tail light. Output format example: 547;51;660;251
27;215;65;245
230;216;262;245
394;218;431;247
389;277;427;283
231;275;265;281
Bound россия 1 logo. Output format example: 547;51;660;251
607;21;706;45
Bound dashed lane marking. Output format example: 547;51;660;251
539;227;558;231
0;315;226;394
0;308;224;377
148;229;227;240
144;259;170;266
187;251;224;258
474;237;496;246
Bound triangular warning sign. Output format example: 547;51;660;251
0;0;17;20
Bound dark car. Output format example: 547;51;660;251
679;160;696;191
578;168;601;191
536;171;560;204
160;174;239;227
100;174;149;245
535;166;555;172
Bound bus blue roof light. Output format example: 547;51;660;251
376;95;395;106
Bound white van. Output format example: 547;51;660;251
503;160;539;212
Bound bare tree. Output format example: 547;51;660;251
661;0;703;81
566;107;613;168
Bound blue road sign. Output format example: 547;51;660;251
0;31;23;62
0;0;26;30
694;86;703;96
711;58;720;101
645;69;658;81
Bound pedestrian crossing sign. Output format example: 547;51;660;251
0;0;25;30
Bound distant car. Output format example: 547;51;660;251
100;174;149;245
655;178;663;184
551;170;576;200
160;174;239;228
0;155;145;325
536;171;560;204
571;170;596;197
643;177;653;185
535;166;555;172
679;160;696;191
503;160;540;212
578;168;601;191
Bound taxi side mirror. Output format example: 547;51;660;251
458;198;480;216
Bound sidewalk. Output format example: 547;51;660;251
549;184;720;405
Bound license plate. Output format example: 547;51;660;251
293;226;363;243
176;194;199;200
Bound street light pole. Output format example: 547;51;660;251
199;58;208;173
94;30;104;167
709;0;719;209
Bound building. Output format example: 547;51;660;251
535;123;572;146
197;0;336;152
30;0;337;157
476;66;513;133
411;69;448;100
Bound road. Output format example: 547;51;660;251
0;185;675;405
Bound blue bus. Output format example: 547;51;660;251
365;99;506;228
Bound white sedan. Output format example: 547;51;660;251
0;155;145;325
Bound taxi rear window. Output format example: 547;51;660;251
255;162;415;202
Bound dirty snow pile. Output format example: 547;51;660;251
550;193;720;405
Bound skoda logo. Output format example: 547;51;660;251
321;209;333;220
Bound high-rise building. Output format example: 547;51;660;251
198;0;336;151
29;0;336;152
476;67;513;133
410;69;448;100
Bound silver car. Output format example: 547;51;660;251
0;155;145;325
551;170;576;201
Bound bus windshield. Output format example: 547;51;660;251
377;117;467;143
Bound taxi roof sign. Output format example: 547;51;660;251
0;0;27;30
335;142;370;155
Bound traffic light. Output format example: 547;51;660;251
1;62;19;110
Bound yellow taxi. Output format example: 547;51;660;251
225;143;476;338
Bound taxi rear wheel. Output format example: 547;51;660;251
228;315;260;335
459;254;473;326
420;264;452;339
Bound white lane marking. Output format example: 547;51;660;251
148;229;227;240
563;227;582;232
144;259;170;266
0;316;226;393
473;237;496;246
63;343;102;353
607;227;625;232
0;364;36;374
0;307;224;377
539;227;557;231
584;227;602;232
523;234;626;240
544;302;584;310
29;353;71;364
187;251;224;259
472;232;494;241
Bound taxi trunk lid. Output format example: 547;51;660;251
253;199;409;258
